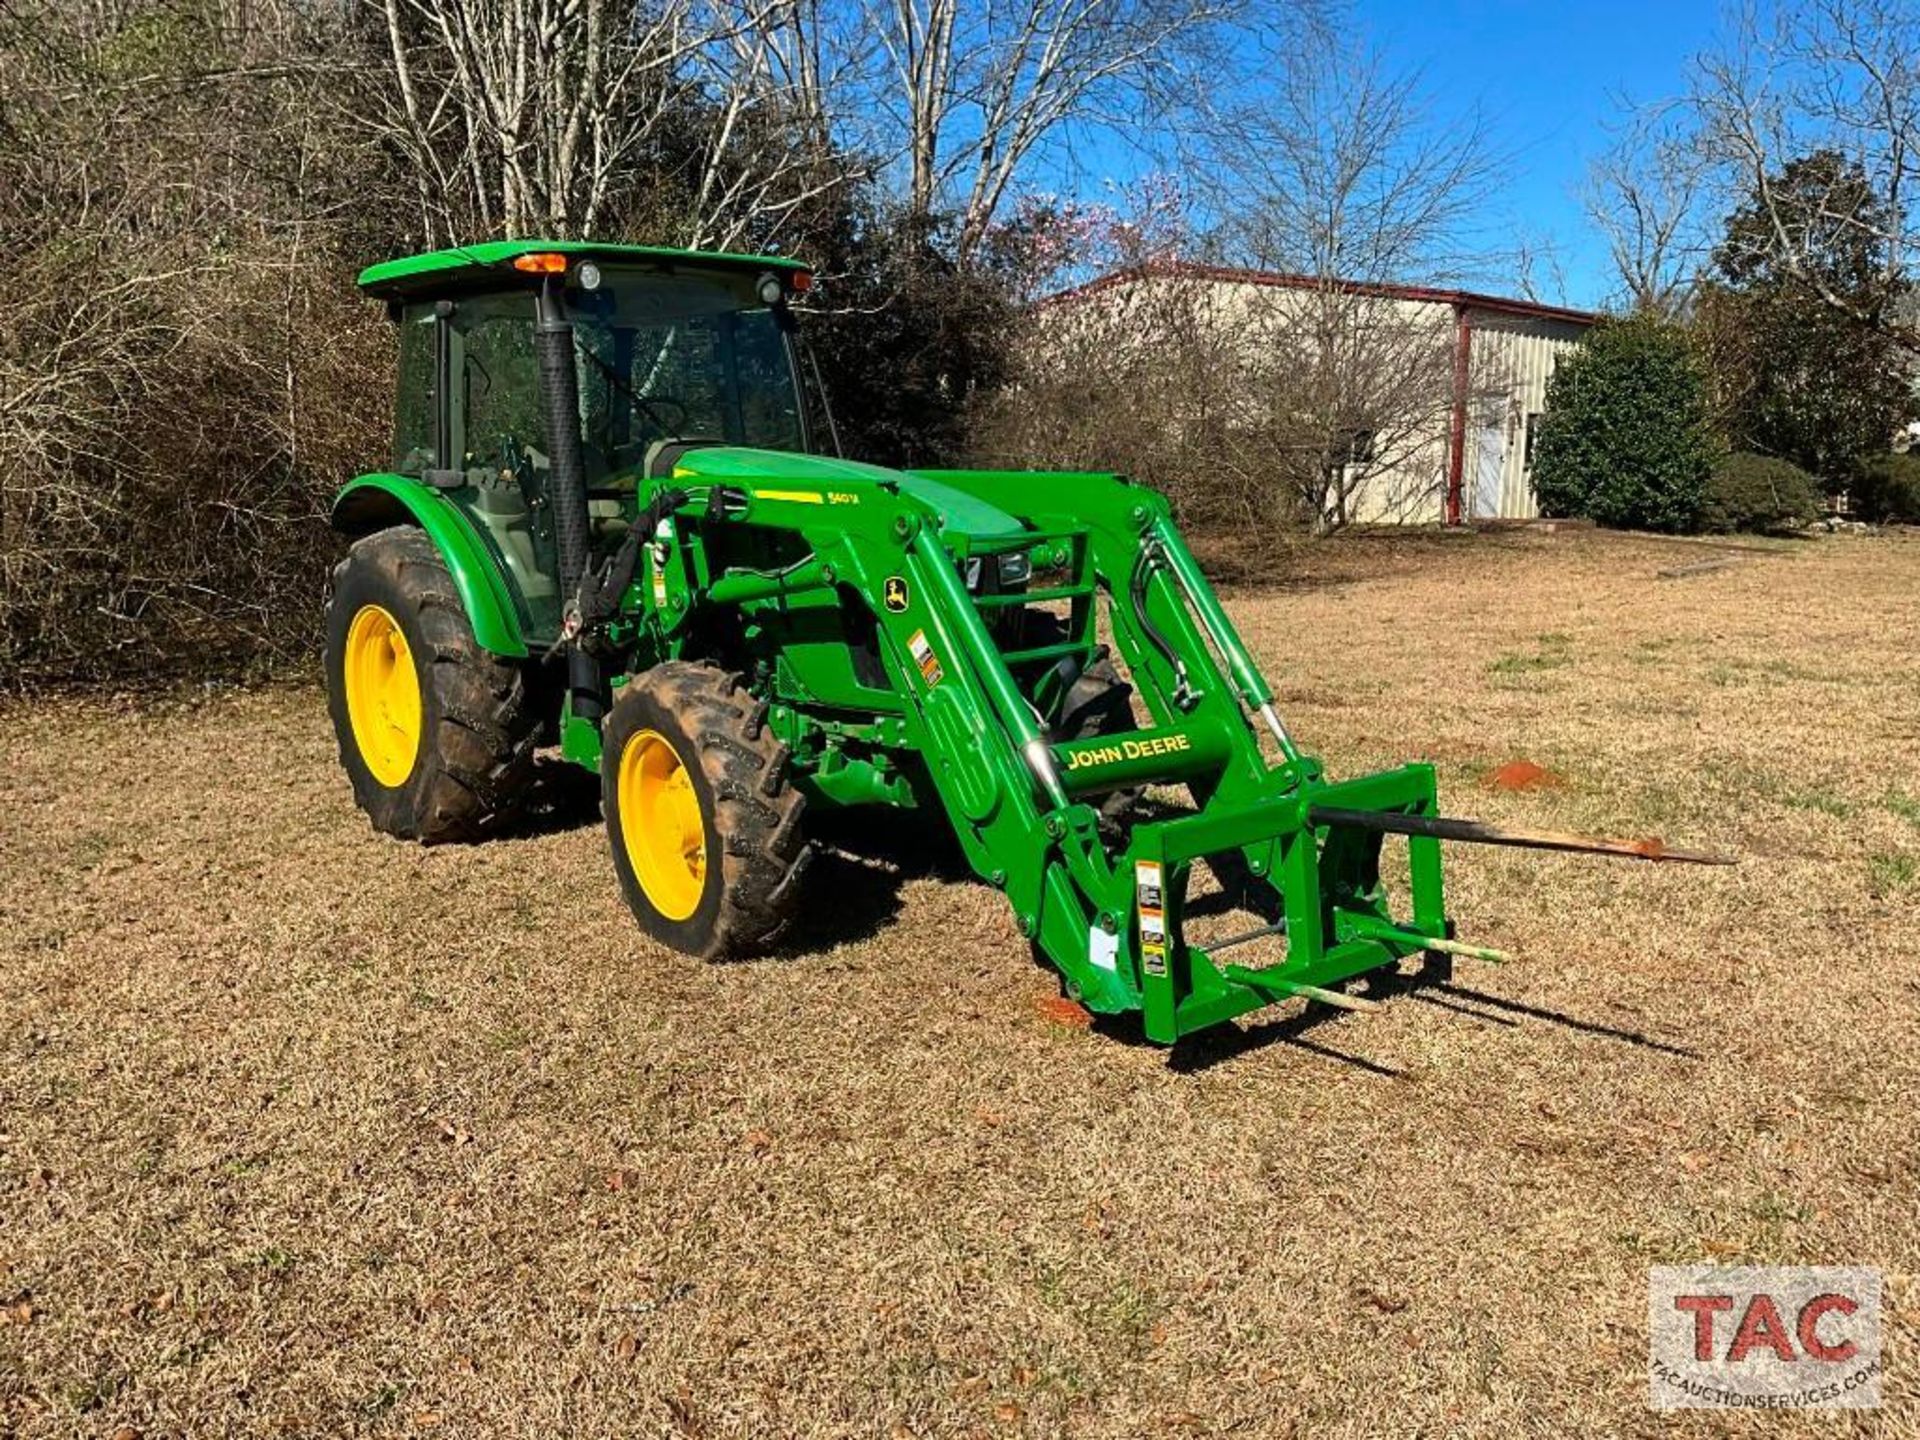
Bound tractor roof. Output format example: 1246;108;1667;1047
357;240;809;300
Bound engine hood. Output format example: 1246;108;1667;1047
663;447;1027;541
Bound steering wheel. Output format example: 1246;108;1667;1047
607;396;694;465
630;393;691;436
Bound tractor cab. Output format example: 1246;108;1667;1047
355;242;821;638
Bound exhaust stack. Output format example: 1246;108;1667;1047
533;271;603;723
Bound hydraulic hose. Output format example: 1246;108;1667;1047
1130;541;1196;708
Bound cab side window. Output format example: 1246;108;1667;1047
452;294;544;477
732;313;805;452
392;307;438;475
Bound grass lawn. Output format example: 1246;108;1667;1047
2;526;1915;1436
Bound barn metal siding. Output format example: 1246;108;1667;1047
1461;311;1593;520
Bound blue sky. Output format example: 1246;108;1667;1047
1367;0;1728;307
1044;1;1729;310
1357;0;1724;308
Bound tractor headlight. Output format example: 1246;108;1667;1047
575;260;603;291
962;552;1032;592
756;271;785;306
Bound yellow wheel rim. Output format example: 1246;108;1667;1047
343;604;422;788
617;728;708;922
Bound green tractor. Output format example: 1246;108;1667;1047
325;240;1724;1044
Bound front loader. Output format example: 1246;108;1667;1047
325;241;1726;1045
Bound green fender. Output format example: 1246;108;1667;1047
330;473;529;658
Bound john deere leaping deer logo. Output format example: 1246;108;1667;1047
883;576;909;612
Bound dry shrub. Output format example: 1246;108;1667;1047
974;275;1294;534
0;245;388;684
0;0;402;688
976;268;1468;538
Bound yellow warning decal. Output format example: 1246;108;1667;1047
906;628;945;688
1136;860;1167;976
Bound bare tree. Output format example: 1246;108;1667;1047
712;0;875;163
376;0;675;239
1673;0;1919;348
1253;278;1476;532
866;0;1239;259
1195;33;1503;284
679;4;868;250
373;0;855;246
1585;107;1712;315
1145;32;1508;531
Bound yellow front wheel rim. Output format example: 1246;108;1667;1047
343;604;423;788
618;728;708;921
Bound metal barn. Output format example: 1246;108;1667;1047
1044;264;1597;524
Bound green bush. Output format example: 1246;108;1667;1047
1853;452;1920;523
1702;452;1824;533
1531;313;1713;533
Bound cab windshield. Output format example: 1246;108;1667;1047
566;268;807;474
406;266;810;485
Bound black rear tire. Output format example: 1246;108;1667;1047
324;526;537;842
602;662;811;957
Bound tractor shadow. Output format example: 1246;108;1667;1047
493;762;973;952
1144;961;1701;1076
499;756;604;839
767;808;976;956
1404;980;1702;1059
1153;970;1421;1078
1158;1003;1406;1079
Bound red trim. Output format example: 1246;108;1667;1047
1043;260;1599;327
1446;304;1472;526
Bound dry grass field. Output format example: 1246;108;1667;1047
3;527;1917;1438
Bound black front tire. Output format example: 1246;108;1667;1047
1024;612;1142;827
602;662;811;957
